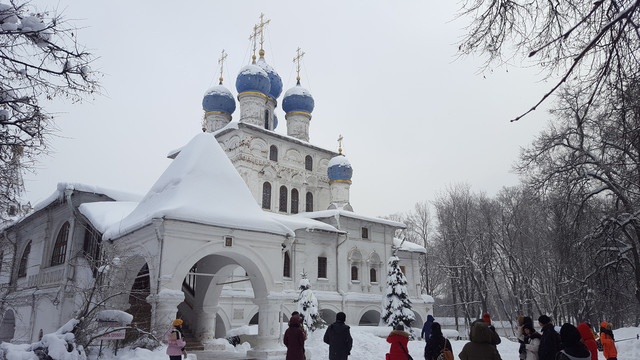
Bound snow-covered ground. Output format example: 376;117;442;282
15;325;634;360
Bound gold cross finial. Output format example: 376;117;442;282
218;49;228;85
257;13;270;56
337;134;343;154
293;47;305;84
249;24;258;63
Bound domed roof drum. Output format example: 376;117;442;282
327;154;353;183
236;64;271;95
257;57;283;99
282;84;314;114
202;85;236;115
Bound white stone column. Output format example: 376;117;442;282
246;298;286;359
197;305;219;347
148;290;184;341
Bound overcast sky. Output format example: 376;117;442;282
24;1;552;218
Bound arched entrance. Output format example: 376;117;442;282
358;309;381;326
319;309;337;325
0;309;15;342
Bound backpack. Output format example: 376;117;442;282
437;338;454;360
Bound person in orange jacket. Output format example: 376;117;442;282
599;322;618;360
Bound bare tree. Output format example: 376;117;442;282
0;1;98;221
458;0;640;122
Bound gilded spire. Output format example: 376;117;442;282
257;13;270;58
337;134;343;154
249;24;258;64
218;49;228;85
293;47;305;85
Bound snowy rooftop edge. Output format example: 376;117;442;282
296;209;406;228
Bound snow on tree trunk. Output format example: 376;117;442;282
382;256;415;330
296;275;325;332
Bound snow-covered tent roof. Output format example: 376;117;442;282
297;209;406;228
103;133;296;240
79;202;139;234
393;238;426;254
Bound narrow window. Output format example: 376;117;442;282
305;155;313;171
361;227;369;239
264;110;270;129
279;186;288;212
318;256;327;278
262;182;272;209
370;268;377;283
351;266;358;281
51;222;70;266
283;252;291;278
83;227;102;277
306;192;313;212
291;189;299;214
18;241;31;278
269;145;278;161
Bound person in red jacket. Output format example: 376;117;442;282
576;323;598;360
386;324;411;360
284;314;306;360
600;322;618;360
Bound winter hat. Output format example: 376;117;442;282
336;312;346;322
538;315;551;325
172;319;183;326
600;321;608;328
523;316;533;327
394;324;405;331
289;314;301;326
482;313;491;324
523;322;535;333
560;323;583;346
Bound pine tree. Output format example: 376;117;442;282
295;273;325;332
382;255;415;330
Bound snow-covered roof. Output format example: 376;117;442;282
79;201;139;233
393;238;426;254
267;212;342;234
103;133;295;240
297;209;406;228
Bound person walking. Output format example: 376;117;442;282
537;315;561;360
600;322;618;360
576;323;598;360
424;322;452;360
323;312;353;360
284;314;306;360
522;322;541;360
166;319;186;360
556;323;590;360
421;315;435;340
386;324;411;360
459;320;502;360
518;316;534;360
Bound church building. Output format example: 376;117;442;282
0;17;432;358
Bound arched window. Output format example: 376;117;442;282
269;145;278;161
291;189;299;214
351;266;359;281
262;182;272;209
318;256;327;279
305;155;313;171
264;110;270;129
18;241;31;278
279;186;288;212
283;251;291;278
349;249;362;282
51;221;70;266
370;268;377;283
306;192;313;212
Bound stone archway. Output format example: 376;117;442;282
319;308;337;325
0;309;15;342
358;309;381;326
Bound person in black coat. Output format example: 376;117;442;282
424;322;452;360
323;312;353;360
537;315;562;360
556;323;590;360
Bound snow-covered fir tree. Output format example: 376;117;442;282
382;255;415;330
295;272;325;332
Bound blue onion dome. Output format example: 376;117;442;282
256;56;283;99
273;113;278;129
202;85;236;115
236;64;271;95
282;82;314;114
327;154;353;183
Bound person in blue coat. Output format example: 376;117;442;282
421;315;435;340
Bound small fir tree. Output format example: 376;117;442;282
295;272;325;332
382;255;415;330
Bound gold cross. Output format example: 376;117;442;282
293;47;305;83
249;24;258;63
218;49;227;85
337;134;343;154
257;13;270;51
